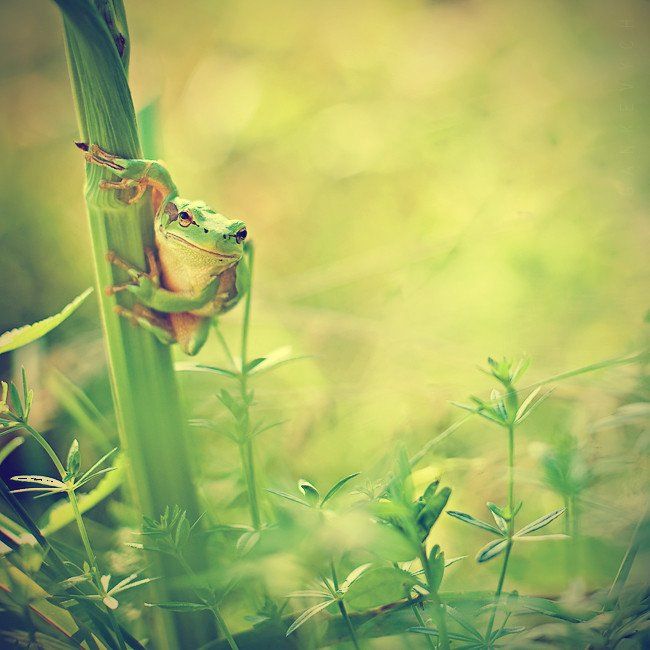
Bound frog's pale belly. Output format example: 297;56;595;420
156;234;238;317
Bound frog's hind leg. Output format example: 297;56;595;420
169;313;211;356
115;305;175;346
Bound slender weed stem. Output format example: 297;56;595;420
21;422;126;649
393;561;435;650
216;247;262;529
485;418;516;642
328;561;361;650
177;555;239;650
419;546;449;650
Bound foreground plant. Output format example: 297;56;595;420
181;245;302;532
374;448;453;649
448;357;567;643
270;474;362;645
129;506;239;650
1;372;131;648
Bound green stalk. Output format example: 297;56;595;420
51;1;212;646
485;419;516;642
605;500;648;610
408;594;435;649
21;422;126;648
393;562;435;650
69;490;127;650
418;546;449;650
24;423;66;477
177;555;239;650
328;561;361;650
238;248;262;529
215;247;262;529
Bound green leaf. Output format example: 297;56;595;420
515;534;569;542
447;511;503;536
515;387;554;424
476;538;509;563
41;456;123;535
493;626;526;640
340;563;373;591
515;508;565;537
266;488;310;508
145;601;210;612
519;596;587;623
236;530;260;555
445;606;484;641
418;485;451;536
345;566;418;611
66;439;81;478
286;599;335;635
0;437;23;465
409;627;477;642
320;472;360;507
175;362;237;378
486;502;508;532
174;512;191;548
245;357;266;372
0;288;93;355
298;479;320;505
8;382;24;420
247;346;306;376
426;545;445;592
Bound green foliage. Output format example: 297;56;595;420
0;288;92;355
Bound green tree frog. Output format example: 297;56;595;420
77;143;249;355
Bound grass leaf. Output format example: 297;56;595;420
0;288;93;355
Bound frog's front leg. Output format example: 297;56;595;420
76;142;178;211
106;249;219;313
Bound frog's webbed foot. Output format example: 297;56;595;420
75;142;125;171
115;304;175;346
105;249;160;303
76;142;152;205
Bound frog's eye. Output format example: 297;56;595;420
178;211;194;228
235;228;247;244
164;203;178;222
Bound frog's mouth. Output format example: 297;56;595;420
165;232;240;259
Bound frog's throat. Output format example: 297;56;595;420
163;231;240;260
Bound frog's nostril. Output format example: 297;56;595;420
204;228;209;234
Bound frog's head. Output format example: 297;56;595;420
158;198;247;264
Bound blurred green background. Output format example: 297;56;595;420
1;0;648;603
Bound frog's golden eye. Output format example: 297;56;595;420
235;228;247;244
178;211;193;228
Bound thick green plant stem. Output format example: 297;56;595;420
52;1;212;646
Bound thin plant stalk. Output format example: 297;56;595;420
418;546;450;650
485;415;517;641
393;561;435;650
21;423;126;649
327;561;361;650
176;555;239;650
215;247;262;530
605;500;648;610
